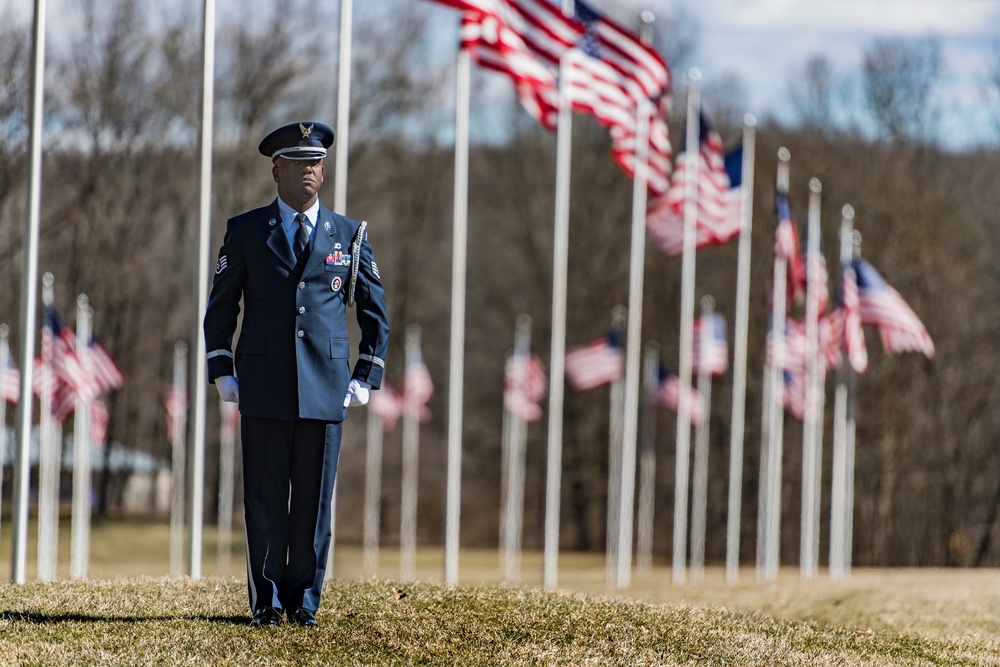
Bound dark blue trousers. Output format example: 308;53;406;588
240;416;342;614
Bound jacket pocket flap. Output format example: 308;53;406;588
330;337;350;359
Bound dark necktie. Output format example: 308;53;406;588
294;212;310;259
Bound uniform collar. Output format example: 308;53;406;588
277;197;319;234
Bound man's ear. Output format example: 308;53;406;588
272;164;279;183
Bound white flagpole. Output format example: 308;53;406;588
70;294;93;579
760;148;791;580
0;324;9;546
37;274;57;582
363;408;384;576
615;58;654;589
217;399;237;570
501;314;532;585
844;230;862;575
542;0;576;591
333;0;352;215
444;42;471;587
605;305;626;585
326;0;354;580
170;342;188;576
400;325;422;582
672;68;701;584
725;114;756;583
189;0;216;580
800;178;822;579
689;297;714;582
829;205;854;580
635;341;659;573
12;0;48;585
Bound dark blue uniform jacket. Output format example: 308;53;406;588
204;199;388;421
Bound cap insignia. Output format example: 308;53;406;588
299;123;313;138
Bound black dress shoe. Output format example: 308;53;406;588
250;606;283;627
290;607;318;628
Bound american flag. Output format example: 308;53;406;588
562;1;673;193
368;381;405;431
854;257;934;359
1;339;19;404
564;331;623;391
431;0;673;194
404;357;435;422
692;311;728;376
774;191;807;306
841;259;868;373
457;4;559;129
80;337;125;398
91;398;109;446
504;351;547;422
164;384;188;440
766;318;826;421
40;305;87;396
649;365;705;425
646;116;743;256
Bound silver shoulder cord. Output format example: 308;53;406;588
347;220;367;308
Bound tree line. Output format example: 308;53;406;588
1;0;999;568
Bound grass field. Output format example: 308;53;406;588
0;518;998;665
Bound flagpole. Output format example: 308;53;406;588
672;68;701;585
70;294;93;579
169;342;188;576
217;399;237;570
0;324;10;547
635;341;659;573
444;41;471;587
37;275;57;583
612;10;656;590
12;0;47;585
501;314;532;585
759;147;791;580
363;408;384;576
606;305;626;586
725;114;756;582
400;325;422;582
326;0;354;581
844;230;862;575
543;0;576;591
689;297;714;582
333;0;352;215
189;0;216;580
829;205;854;580
800;178;822;580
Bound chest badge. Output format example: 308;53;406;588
325;250;352;267
331;276;343;292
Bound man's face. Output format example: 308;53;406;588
273;157;325;208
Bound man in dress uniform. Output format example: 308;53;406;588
204;121;389;628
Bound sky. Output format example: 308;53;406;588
602;0;1000;148
11;0;1000;150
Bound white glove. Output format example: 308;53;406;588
216;375;239;403
343;379;371;408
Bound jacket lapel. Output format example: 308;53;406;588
302;204;341;277
263;200;297;270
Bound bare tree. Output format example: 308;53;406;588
861;36;943;143
787;54;837;133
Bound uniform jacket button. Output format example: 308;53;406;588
297;330;305;338
298;282;306;289
298;306;306;314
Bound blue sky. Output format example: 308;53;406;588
601;0;1000;148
